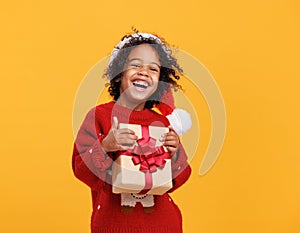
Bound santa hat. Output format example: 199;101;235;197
156;87;192;136
110;32;192;135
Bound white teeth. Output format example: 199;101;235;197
132;80;149;88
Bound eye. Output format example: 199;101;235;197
149;66;159;72
130;63;141;68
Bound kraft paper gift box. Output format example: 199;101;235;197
112;123;173;195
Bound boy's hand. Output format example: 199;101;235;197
161;126;180;157
101;117;138;152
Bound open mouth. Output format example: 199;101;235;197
132;80;149;89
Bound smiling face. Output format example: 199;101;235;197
119;43;161;110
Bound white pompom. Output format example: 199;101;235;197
166;109;192;136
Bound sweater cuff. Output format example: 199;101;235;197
89;136;112;171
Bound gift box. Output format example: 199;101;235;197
112;123;173;195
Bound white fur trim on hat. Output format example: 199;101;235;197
109;33;170;64
166;108;192;136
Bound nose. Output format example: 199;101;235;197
137;65;150;77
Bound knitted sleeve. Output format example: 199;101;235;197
72;107;113;190
169;143;191;192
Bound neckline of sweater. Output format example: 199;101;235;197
105;101;159;122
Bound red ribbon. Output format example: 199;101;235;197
116;125;170;194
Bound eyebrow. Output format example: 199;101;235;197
127;58;161;67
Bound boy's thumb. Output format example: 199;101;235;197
112;116;118;129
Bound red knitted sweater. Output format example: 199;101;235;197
72;102;191;233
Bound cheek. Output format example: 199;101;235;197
121;69;134;80
119;76;129;92
153;72;160;82
121;70;133;83
153;73;160;85
152;79;159;92
125;68;137;75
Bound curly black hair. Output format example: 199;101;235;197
104;34;183;109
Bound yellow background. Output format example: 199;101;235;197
1;0;300;233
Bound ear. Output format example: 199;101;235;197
115;77;121;83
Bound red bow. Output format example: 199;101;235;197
131;137;170;173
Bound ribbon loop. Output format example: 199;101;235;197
131;137;170;173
